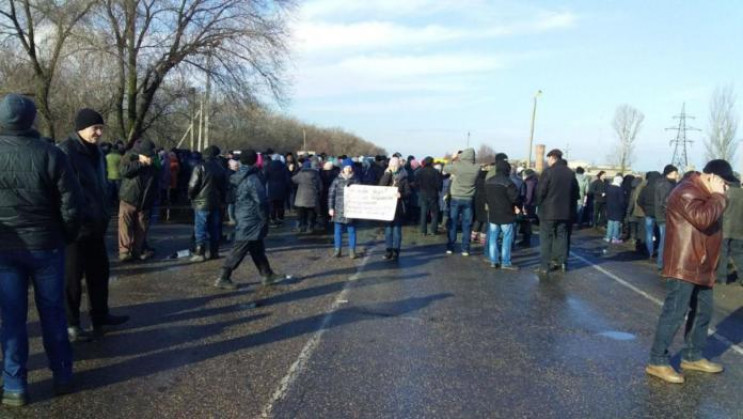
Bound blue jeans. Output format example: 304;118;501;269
0;248;72;393
488;223;515;266
645;217;657;256
576;202;585;225
605;220;621;241
650;279;713;365
447;199;473;252
657;223;666;269
385;222;402;250
334;223;357;250
194;209;221;248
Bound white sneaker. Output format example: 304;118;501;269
446;250;453;255
461;252;470;257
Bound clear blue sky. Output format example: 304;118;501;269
285;0;743;171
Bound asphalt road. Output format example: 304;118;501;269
4;220;742;418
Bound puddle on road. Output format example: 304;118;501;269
596;331;636;341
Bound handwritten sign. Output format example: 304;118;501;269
344;185;399;221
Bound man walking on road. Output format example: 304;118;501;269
535;149;578;280
646;160;733;384
445;148;479;256
188;145;227;262
59;108;129;342
215;150;288;290
0;94;82;406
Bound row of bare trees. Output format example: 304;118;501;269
0;0;385;156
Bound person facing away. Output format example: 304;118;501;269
605;175;627;244
589;171;607;228
215;150;289;290
653;164;679;271
646;159;733;384
484;159;521;270
415;156;443;235
59;108;130;343
292;159;323;233
535;148;579;279
0;94;83;406
444;147;480;256
188;145;227;262
118;138;159;262
328;159;360;259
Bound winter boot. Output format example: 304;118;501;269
333;248;341;258
383;248;393;260
214;268;237;290
209;242;220;260
190;245;206;263
391;249;400;262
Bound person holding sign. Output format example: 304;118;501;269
379;157;411;262
328;159;359;259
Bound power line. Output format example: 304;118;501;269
666;103;700;170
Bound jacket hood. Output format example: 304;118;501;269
460;148;475;163
646;171;662;183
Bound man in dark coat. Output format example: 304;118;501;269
646;160;732;384
0;95;83;405
415;156;443;235
215;150;289;290
589;171;607;228
535;149;579;279
484;160;521;270
653;165;679;271
59;108;129;342
118;139;159;262
520;169;538;247
188;145;227;262
292;160;323;233
265;155;290;225
638;171;663;260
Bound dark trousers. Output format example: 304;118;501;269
297;206;317;231
593;202;606;227
65;235;110;327
223;239;273;277
650;279;713;365
419;196;440;234
717;238;743;283
270;199;285;221
539;219;569;270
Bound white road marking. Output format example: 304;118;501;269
259;246;376;418
570;251;743;356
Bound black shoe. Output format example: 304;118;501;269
99;314;129;326
391;249;400;262
262;272;288;286
383;248;393;260
67;326;94;343
214;278;238;290
53;380;74;396
2;390;28;407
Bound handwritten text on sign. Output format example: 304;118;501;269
343;185;398;221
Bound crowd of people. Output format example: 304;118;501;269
0;93;740;406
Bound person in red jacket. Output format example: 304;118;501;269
646;160;734;384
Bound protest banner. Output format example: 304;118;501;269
343;185;399;221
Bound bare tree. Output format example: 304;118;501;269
476;144;495;165
705;85;739;162
0;0;96;138
611;104;644;173
87;0;293;147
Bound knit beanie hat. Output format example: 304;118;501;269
341;158;354;170
0;94;37;132
134;138;157;157
662;164;679;176
75;108;104;131
240;149;258;166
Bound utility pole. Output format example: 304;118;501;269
526;90;543;169
667;103;700;170
204;54;212;150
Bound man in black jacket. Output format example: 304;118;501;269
654;165;679;271
188;145;227;262
536;149;579;279
484;160;521;270
118;139;158;262
59;108;129;342
415;156;443;235
589;171;607;228
0;94;82;405
639;171;663;260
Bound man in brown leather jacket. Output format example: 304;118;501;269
646;160;735;384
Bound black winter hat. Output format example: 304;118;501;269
134;138;157;157
662;164;679;176
0;94;36;132
204;145;220;158
495;153;509;162
240;149;258;166
703;159;738;184
75;108;104;131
